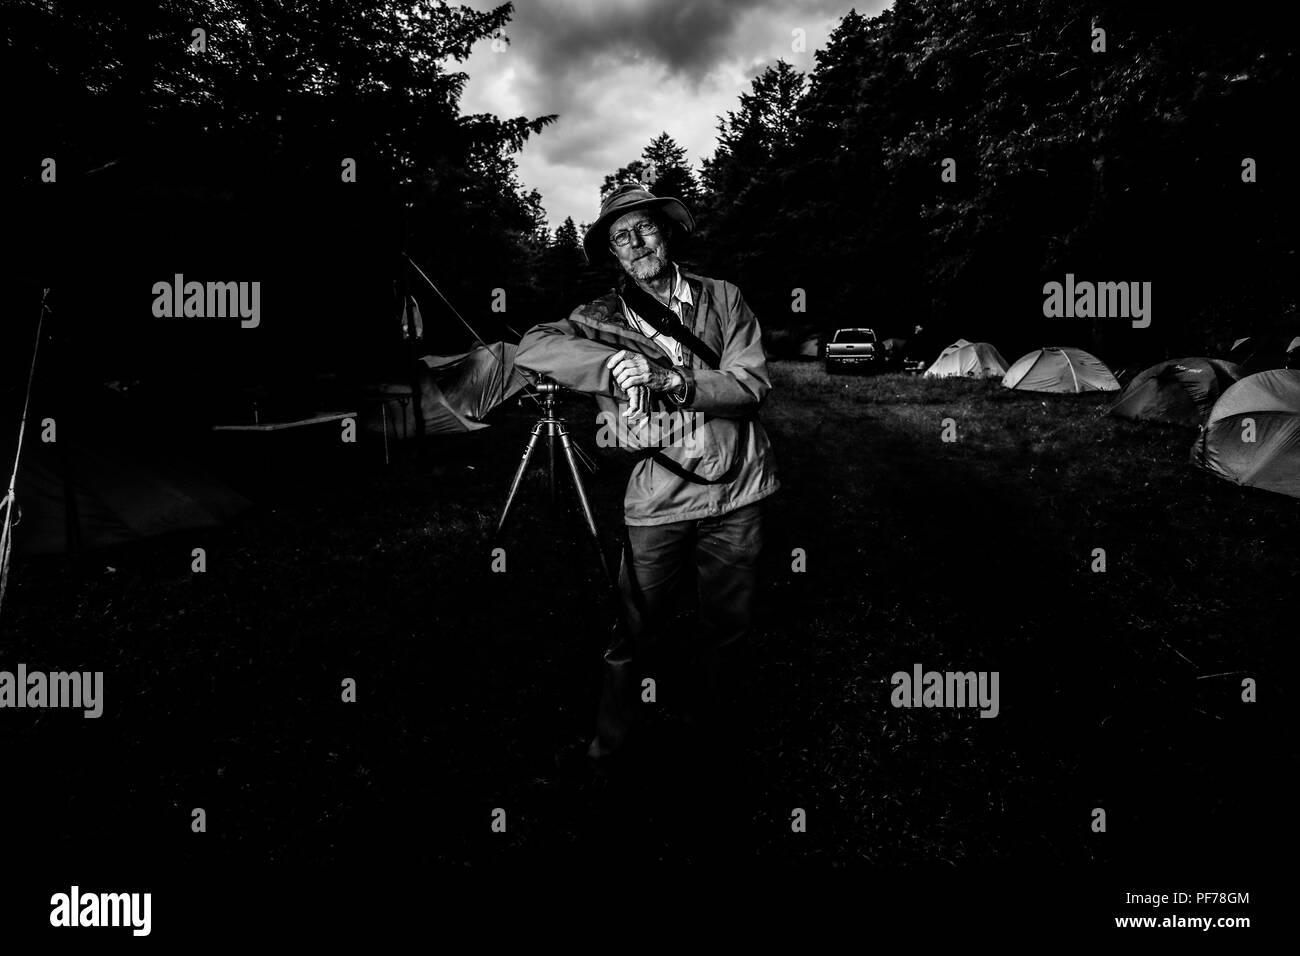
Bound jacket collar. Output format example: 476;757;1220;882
613;265;701;325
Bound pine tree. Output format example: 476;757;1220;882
701;60;806;205
553;216;581;250
600;133;701;203
601;159;652;201
641;132;701;204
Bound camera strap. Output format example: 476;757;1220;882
617;277;722;371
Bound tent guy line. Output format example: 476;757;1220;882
0;289;50;626
402;252;543;413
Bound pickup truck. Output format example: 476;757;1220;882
825;327;884;373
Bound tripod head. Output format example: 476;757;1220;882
530;375;563;415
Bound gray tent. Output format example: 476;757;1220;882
795;332;822;359
11;435;251;555
1002;346;1119;394
925;339;1009;378
1108;357;1241;426
1191;369;1300;499
363;341;527;439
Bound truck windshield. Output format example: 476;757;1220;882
834;331;875;343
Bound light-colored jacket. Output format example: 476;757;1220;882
516;270;780;526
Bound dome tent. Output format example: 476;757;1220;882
924;339;1009;378
1229;333;1300;374
1107;357;1242;426
1191;369;1300;500
795;331;822;359
1001;347;1119;394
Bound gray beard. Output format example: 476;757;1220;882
625;247;670;283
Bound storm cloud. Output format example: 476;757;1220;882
454;0;885;230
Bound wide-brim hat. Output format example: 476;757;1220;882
582;182;695;266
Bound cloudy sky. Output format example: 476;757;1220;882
454;0;889;232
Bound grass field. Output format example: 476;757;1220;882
4;360;1292;877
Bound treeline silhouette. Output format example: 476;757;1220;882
597;1;1296;367
3;0;1294;398
3;0;552;396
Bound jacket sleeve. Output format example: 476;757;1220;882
515;314;624;398
677;282;772;416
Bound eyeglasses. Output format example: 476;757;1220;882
609;220;661;248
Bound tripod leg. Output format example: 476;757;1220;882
557;427;617;590
496;425;544;535
547;427;556;502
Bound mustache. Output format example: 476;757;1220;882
631;248;666;266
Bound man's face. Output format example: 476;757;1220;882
609;210;670;283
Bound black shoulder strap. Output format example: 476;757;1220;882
618;277;722;371
644;428;747;486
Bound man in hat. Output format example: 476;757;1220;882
516;182;780;767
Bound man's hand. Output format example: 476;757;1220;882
606;350;683;394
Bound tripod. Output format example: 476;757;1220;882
496;378;617;591
394;252;623;609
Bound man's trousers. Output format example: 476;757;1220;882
589;500;765;759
